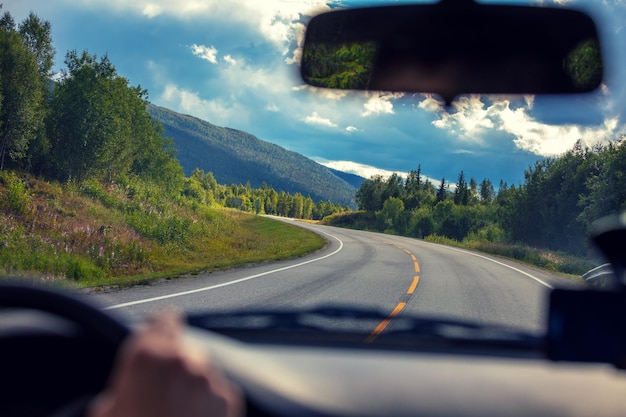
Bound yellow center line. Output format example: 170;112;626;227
403;249;411;255
365;302;406;343
411;254;416;261
407;276;420;294
414;261;420;273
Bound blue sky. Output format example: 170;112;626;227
6;0;626;187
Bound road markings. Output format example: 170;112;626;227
407;276;420;294
437;245;553;289
366;244;423;343
104;230;345;310
365;302;406;343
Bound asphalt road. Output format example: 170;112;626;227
93;218;575;335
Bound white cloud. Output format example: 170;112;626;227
523;95;535;109
418;94;444;112
191;44;218;64
362;92;404;117
346;126;359;132
501;108;621;156
158;83;248;126
265;103;280;112
317;160;407;179
426;95;624;156
142;4;162;18
285;22;306;65
316;159;443;186
84;0;330;57
304;112;337;128
223;55;237;65
431;96;494;143
293;85;350;101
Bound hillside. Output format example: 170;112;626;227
148;104;359;206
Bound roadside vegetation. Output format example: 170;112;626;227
3;7;623;283
0;171;326;287
0;9;330;287
324;139;626;276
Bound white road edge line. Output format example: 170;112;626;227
104;230;344;310
440;245;553;289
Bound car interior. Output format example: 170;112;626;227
1;1;626;416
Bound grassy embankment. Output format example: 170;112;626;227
322;211;593;279
0;171;325;288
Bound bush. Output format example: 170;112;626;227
65;257;105;281
0;172;31;215
464;224;506;243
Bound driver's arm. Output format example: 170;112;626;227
87;313;244;417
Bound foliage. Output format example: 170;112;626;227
301;41;377;89
17;12;55;78
0;175;326;285
182;168;348;220
147;104;357;206
48;50;183;186
344;140;626;269
0;20;45;170
0;171;31;215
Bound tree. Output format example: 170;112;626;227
469;177;478;204
0;11;15;32
579;139;626;226
479;178;495;202
18;12;55;78
502;142;596;254
50;50;183;187
404;167;422;210
50;51;116;181
302;196;314;219
436;178;448;202
355;175;385;211
382;173;403;203
381;197;404;230
453;171;470;206
0;24;44;170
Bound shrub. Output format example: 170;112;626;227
0;172;31;216
65;257;105;281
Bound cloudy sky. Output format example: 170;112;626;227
6;0;626;186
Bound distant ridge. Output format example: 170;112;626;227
327;167;366;190
148;104;361;206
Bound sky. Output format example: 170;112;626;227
5;0;626;187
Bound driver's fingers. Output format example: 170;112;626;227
142;311;182;340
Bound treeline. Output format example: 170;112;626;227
0;10;183;191
183;169;348;220
345;140;626;256
0;9;347;221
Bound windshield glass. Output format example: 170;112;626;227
2;0;625;340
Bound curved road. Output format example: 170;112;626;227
94;219;575;335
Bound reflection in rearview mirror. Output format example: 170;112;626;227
301;3;603;104
301;42;377;90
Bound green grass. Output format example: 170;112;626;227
425;234;591;279
0;173;326;289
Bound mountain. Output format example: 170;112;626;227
327;167;366;189
147;104;361;206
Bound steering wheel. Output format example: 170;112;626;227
0;282;130;417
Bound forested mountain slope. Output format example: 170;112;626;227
148;104;359;206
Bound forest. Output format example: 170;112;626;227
0;10;346;220
3;8;625;278
328;138;625;272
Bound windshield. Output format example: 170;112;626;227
2;0;625;341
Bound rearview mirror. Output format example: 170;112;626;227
301;2;603;104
